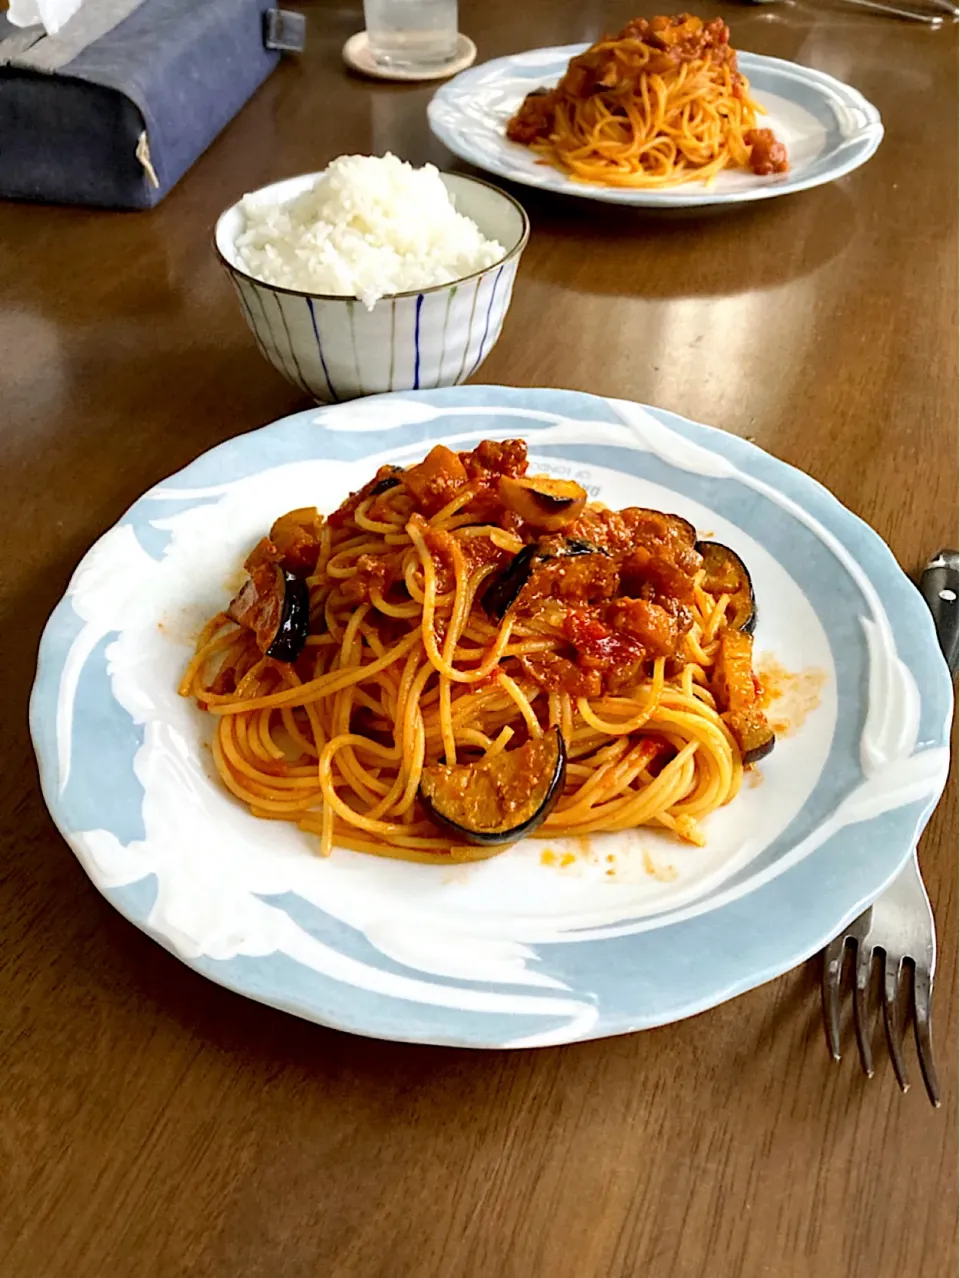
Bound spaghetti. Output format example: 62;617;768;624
180;439;775;863
506;15;788;189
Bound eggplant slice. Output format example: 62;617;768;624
738;724;776;766
420;728;567;846
499;475;587;532
267;570;310;662
228;565;310;663
697;541;756;633
482;538;606;620
712;629;775;764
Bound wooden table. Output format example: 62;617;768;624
1;3;956;1275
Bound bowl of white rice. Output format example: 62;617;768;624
214;154;529;403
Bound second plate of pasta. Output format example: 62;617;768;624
428;40;883;207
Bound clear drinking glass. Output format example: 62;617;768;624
363;0;459;69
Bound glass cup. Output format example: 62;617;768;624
363;0;459;70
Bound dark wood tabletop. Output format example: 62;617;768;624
1;2;957;1275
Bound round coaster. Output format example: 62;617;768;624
342;30;477;82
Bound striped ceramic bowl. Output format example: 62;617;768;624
214;170;529;404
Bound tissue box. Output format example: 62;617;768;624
0;0;289;208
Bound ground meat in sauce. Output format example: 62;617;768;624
519;651;603;698
460;438;528;486
500;507;703;693
620;547;696;605
506;16;785;172
506;88;559;144
459;439;529;521
208;664;238;696
340;553;402;604
745;128;789;176
417;519;510;594
516;552;621;610
604;597;680;657
329;440;531;528
508;16;738;142
244;441;733;702
566;507;698;570
565;608;646;672
327;465;406;528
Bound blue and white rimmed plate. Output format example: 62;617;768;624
428;47;883;208
31;387;950;1048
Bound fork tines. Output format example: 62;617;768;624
822;925;940;1107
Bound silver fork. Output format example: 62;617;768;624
821;550;958;1107
823;850;940;1102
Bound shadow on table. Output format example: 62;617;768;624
450;165;860;300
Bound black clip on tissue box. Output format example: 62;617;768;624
0;0;305;209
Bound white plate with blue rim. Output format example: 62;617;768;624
30;387;951;1047
427;46;883;208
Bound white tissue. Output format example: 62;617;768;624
7;0;86;37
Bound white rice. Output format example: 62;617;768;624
233;153;506;310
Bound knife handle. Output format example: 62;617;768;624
920;550;959;678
